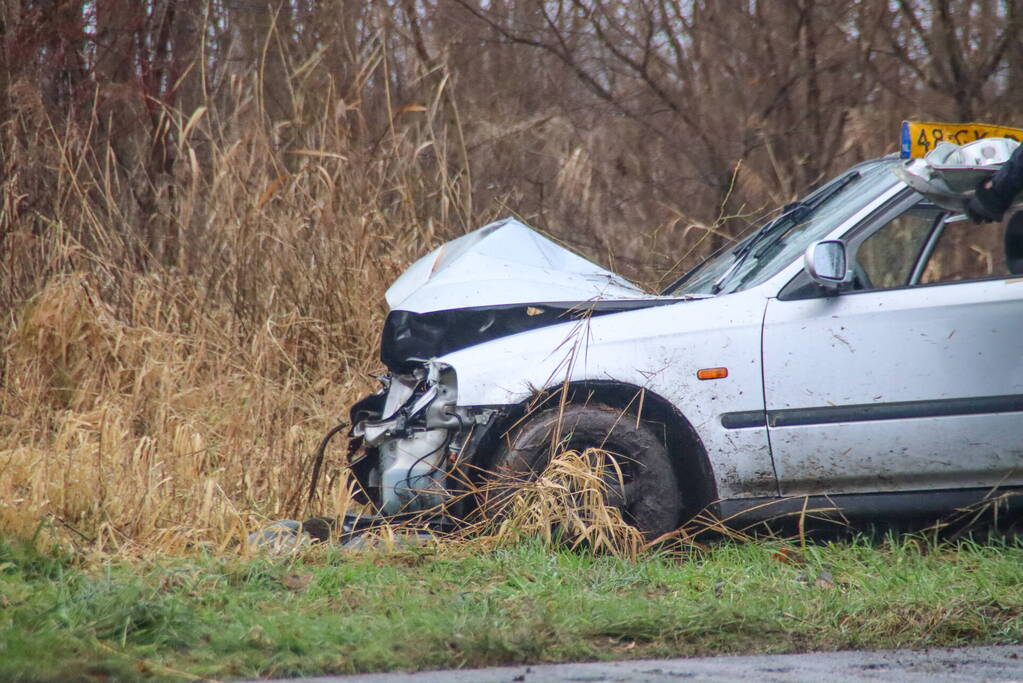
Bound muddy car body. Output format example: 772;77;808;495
348;152;1023;532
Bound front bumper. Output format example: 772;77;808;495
349;360;499;515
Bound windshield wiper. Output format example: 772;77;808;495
709;201;807;294
709;170;861;294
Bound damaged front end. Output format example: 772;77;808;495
348;360;499;516
348;301;672;516
344;217;667;518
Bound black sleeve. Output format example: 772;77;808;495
975;144;1023;219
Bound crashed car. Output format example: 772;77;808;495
346;137;1023;538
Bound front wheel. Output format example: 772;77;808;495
486;403;683;539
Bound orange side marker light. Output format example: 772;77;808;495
697;367;728;380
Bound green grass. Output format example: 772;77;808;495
1;535;1022;682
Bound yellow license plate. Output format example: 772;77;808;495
901;121;1023;158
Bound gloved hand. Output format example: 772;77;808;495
965;179;1007;223
966;144;1023;223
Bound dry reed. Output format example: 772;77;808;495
0;42;487;557
466;447;647;559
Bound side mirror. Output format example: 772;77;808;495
804;240;850;288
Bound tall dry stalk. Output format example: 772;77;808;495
0;34;487;555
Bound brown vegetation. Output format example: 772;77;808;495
1;1;1021;554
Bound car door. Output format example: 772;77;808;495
761;193;1023;495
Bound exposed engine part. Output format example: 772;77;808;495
349;359;497;515
378;428;449;514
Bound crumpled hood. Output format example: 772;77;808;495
385;218;651;313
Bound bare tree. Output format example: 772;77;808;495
2;0;1022;284
879;0;1022;121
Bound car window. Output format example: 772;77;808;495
848;201;1016;292
918;217;1012;284
731;161;901;293
855;204;942;289
668;158;901;296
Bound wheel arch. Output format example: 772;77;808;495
478;380;718;518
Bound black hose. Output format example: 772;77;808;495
308;421;348;507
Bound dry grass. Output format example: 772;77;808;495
0;46;491;557
0;39;680;561
464;447;647;559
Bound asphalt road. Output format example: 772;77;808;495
248;644;1023;682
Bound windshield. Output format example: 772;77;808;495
665;158;900;296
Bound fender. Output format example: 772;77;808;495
436;291;778;499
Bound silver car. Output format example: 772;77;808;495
346;147;1023;536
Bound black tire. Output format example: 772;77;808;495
487;403;683;539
